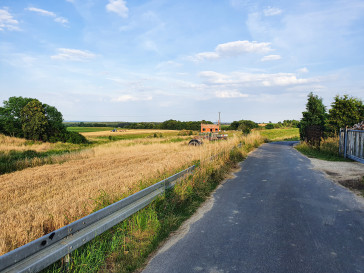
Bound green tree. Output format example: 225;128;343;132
265;123;274;129
20;100;48;141
43;104;66;140
0;96;88;144
299;92;327;140
328;95;364;134
0;96;34;137
229;120;258;133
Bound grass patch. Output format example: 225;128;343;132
258;128;299;141
43;135;263;273
295;137;351;161
67;127;114;133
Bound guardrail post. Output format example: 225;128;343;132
64;253;71;271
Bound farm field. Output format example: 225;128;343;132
66;126;114;133
0;130;262;255
81;129;182;143
0;129;189;175
258;128;300;141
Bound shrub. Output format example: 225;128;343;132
265;123;274;129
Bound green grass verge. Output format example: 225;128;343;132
43;145;256;273
258;128;299;141
294;138;351;162
66;127;114;133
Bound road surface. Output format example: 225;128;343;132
142;142;364;273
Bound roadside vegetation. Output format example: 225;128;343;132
295;93;363;161
295;136;351;161
41;131;264;273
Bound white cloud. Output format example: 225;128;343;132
0;9;20;31
156;60;182;69
51;48;96;61
195;52;220;61
199;71;314;87
263;7;282;16
194;40;272;61
26;7;56;17
112;94;152;102
106;0;128;18
26;7;68;25
297;67;309;73
54;17;68;24
261;54;281;61
217;40;272;55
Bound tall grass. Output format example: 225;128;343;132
295;136;349;161
0;132;263;255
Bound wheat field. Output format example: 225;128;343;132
0;132;263;255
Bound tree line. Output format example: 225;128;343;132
0;97;87;144
299;93;364;141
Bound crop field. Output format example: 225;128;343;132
0;129;187;175
66;127;114;133
0;130;263;255
258;128;300;141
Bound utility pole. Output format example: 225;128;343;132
218;112;221;131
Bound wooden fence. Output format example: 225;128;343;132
339;128;364;163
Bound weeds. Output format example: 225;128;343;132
295;137;351;161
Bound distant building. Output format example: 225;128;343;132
201;123;220;133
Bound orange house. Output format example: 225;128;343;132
201;123;220;133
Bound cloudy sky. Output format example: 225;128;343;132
1;0;363;123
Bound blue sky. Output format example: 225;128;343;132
0;0;363;123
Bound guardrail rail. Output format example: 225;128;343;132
0;166;195;273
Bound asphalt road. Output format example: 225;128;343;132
142;142;364;273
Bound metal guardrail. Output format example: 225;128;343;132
0;165;195;273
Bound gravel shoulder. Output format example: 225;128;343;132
308;158;364;194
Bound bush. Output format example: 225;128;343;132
64;131;88;144
265;123;274;129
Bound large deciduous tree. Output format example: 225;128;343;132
20;99;48;141
0;96;87;143
328;95;364;134
299;92;327;141
0;96;34;137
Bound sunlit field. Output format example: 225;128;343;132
0;130;264;255
258;128;300;141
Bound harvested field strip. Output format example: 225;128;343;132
0;133;263;255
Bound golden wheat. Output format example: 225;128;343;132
0;132;263;255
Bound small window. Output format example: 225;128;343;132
203;128;206;131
